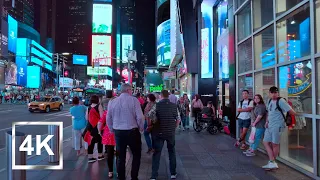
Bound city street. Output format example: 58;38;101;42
0;104;72;149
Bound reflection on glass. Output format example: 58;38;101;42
316;0;320;53
278;60;312;114
280;118;313;172
276;0;305;16
254;26;275;70
237;5;251;42
238;39;252;74
235;0;247;9
254;69;275;101
316;59;320;114
253;0;273;31
276;4;310;63
238;74;253;101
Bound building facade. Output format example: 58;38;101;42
6;0;34;27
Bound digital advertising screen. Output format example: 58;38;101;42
201;3;213;79
157;20;171;67
27;66;40;88
1;19;8;57
116;34;120;62
5;63;17;85
157;0;167;8
87;66;112;76
16;38;28;86
8;15;18;53
92;4;112;34
92;35;112;66
73;55;88;65
122;34;133;63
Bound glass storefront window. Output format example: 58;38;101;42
276;4;310;64
316;0;320;53
276;0;305;16
235;0;246;9
254;69;275;101
238;38;252;74
238;74;253;101
278;60;312;114
254;26;275;70
253;0;273;31
237;5;251;42
280;117;313;172
316;58;320;114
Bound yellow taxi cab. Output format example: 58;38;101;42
28;96;64;113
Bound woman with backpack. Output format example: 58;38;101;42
243;94;266;157
83;95;105;163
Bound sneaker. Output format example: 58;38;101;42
234;141;240;147
88;158;97;163
246;151;256;157
97;155;105;161
171;174;178;179
243;149;252;154
262;161;279;170
150;178;156;180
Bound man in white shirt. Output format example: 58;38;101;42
235;90;254;150
169;90;178;104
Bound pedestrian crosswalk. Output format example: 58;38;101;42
45;111;72;117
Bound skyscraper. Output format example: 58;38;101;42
6;0;35;27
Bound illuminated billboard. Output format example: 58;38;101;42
122;34;133;63
27;66;40;88
16;38;28;86
157;0;167;8
8;15;18;53
1;20;8;57
157;20;171;67
73;55;88;65
201;3;213;78
92;35;112;66
87;66;112;76
92;4;112;34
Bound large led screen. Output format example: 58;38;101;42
27;66;40;88
73;55;88;65
92;4;112;34
122;34;133;63
157;0;167;8
5;63;17;85
92;35;112;66
201;3;213;79
157;20;171;67
8;15;18;53
87;66;112;76
16;38;28;86
1;20;8;57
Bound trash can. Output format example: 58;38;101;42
6;131;26;180
48;125;60;163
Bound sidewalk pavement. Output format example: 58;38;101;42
0;130;311;180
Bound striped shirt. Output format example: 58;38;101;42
107;93;144;132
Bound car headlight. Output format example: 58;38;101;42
39;104;45;106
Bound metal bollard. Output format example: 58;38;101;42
48;125;60;163
6;131;26;180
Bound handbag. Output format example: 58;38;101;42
248;127;256;144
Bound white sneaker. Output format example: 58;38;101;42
246;151;256;157
243;149;251;154
262;161;278;170
171;174;177;179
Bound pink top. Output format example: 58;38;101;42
99;110;116;146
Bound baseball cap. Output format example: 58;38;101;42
269;86;279;93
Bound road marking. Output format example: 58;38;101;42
0;110;12;113
44;111;70;117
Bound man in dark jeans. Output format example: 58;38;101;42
147;90;181;180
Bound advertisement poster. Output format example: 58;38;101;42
122;34;133;63
157;20;171;67
16;38;28;86
27;66;40;88
99;79;112;90
87;66;112;76
92;4;112;34
73;55;87;65
299;18;310;57
5;63;17;85
8;15;18;53
116;34;120;62
59;77;73;88
201;3;213;78
92;35;112;66
1;20;8;57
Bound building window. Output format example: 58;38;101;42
316;0;320;53
280;117;313;172
235;0;247;9
238;74;253;101
278;60;312;114
254;26;275;70
276;4;310;64
238;38;252;74
317;58;320;114
253;0;273;31
254;69;275;101
276;0;305;16
237;4;251;42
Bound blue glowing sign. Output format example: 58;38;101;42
157;20;170;67
73;55;88;65
201;3;213;78
16;38;28;86
27;66;40;88
8;15;18;53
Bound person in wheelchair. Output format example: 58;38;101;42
200;101;215;120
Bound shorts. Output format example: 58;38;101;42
263;127;283;144
238;118;251;129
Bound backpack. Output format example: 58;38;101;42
236;99;252;118
268;97;292;126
